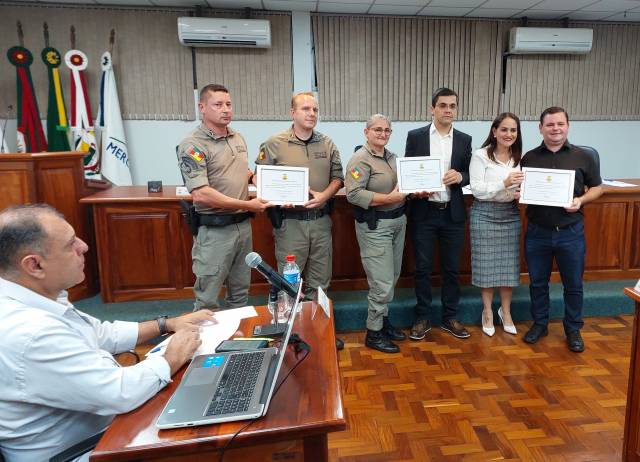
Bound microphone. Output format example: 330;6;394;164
245;252;298;299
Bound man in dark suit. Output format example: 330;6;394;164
405;87;472;340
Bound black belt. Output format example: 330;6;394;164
427;201;449;210
200;212;253;227
377;206;406;219
282;207;327;221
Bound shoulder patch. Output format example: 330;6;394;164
349;167;362;180
259;150;265;160
188;145;205;162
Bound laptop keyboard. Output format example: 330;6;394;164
205;351;266;416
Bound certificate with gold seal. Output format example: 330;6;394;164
396;156;445;193
520;167;575;207
256;165;309;205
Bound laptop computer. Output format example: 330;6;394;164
156;283;303;429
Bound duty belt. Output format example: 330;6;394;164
200;212;253;227
376;206;406;219
282;207;327;221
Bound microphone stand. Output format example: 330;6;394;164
252;284;287;338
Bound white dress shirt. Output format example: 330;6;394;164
429;123;453;203
0;277;171;462
469;147;520;202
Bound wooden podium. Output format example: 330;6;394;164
0;151;100;300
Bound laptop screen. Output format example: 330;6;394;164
260;279;304;412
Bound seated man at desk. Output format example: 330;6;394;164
0;204;212;462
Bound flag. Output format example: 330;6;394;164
97;51;132;185
7;46;48;152
41;47;71;151
65;49;99;177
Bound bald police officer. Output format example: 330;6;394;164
345;114;408;353
255;92;343;301
178;84;271;310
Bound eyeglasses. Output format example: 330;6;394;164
369;128;392;135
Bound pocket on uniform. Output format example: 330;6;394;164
193;259;221;277
361;245;385;258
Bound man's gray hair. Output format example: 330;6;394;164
0;204;63;275
366;113;391;129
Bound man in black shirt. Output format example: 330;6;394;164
520;107;602;352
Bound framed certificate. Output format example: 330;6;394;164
520;167;575;207
396;156;445;193
256;165;309;206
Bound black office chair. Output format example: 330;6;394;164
354;144;362;152
49;431;106;462
576;145;601;172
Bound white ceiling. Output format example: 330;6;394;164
10;0;640;21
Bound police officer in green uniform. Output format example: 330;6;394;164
345;114;408;353
178;84;271;310
255;92;343;300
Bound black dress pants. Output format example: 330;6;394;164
411;204;466;322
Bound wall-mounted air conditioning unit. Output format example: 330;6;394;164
509;27;593;54
177;17;271;48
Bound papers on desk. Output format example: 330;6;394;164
603;179;637;188
146;306;258;358
175;186;189;196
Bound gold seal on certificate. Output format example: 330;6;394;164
256;165;309;205
396;156;445;193
519;167;576;207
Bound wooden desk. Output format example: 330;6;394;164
81;181;640;302
624;287;640;461
90;302;346;461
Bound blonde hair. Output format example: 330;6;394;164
291;91;316;109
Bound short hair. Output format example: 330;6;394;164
431;87;458;107
199;84;229;102
540;106;569;124
480;112;523;167
365;113;391;129
291;91;316;109
0;204;62;275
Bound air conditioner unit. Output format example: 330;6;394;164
509;27;593;54
177;17;271;48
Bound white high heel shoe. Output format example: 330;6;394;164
498;307;517;335
482;310;495;337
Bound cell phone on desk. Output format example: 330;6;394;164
215;339;269;353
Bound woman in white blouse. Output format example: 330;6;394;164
469;113;524;336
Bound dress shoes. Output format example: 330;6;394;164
409;318;432;341
566;330;585;352
365;329;400;354
382;317;406;341
498;307;517;335
523;324;548;344
482;309;495;337
440;319;471;339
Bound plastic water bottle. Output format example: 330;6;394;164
282;254;300;311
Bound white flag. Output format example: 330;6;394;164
98;52;132;185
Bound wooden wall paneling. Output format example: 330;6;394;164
0;162;36;208
583;201;627;271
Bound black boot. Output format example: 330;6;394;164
382;317;407;341
365;329;400;353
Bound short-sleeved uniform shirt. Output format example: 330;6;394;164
345;143;402;212
255;127;344;202
521;141;602;228
177;124;249;214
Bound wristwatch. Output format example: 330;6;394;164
156;315;169;335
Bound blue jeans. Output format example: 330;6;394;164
524;221;586;333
